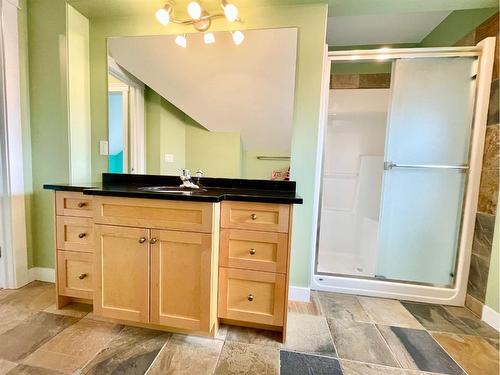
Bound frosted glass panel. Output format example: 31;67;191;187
377;57;476;285
377;169;465;284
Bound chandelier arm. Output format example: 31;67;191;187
170;12;227;25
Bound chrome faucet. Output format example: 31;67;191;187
179;169;200;189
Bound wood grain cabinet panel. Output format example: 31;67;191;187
221;201;289;233
57;251;93;299
56;216;93;253
93;196;213;233
150;230;213;331
220;229;288;273
218;267;286;326
56;191;93;217
94;225;150;323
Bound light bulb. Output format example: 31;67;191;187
187;1;202;20
204;32;215;44
155;5;172;26
223;3;238;22
175;35;187;48
232;30;244;45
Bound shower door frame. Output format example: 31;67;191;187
311;38;496;306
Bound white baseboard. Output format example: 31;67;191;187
28;267;55;283
482;305;500;332
289;286;311;302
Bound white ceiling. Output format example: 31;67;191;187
108;28;297;151
327;11;452;46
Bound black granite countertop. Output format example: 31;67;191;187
44;173;303;204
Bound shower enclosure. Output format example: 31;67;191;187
313;40;496;305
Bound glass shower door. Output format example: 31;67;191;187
376;57;477;285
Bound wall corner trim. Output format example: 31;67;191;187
289;286;311;302
482;305;500;332
28;267;55;283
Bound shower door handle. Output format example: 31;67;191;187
384;161;469;172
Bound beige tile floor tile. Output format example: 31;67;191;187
0;304;36;335
225;326;282;348
7;363;66;375
214;341;278;375
147;334;223;375
0;282;55;312
23;318;121;373
357;297;423;329
43;303;92;318
0;358;17;373
317;292;372;322
0;312;79;362
283;313;336;357
432;332;500;375
327;318;398;367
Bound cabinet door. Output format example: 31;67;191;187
94;225;150;323
151;230;213;332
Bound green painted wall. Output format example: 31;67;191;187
28;0;70;268
243;150;290;180
421;8;498;46
185;119;242;178
144;88;186;175
89;4;328;287
485;197;500;313
19;0;34;268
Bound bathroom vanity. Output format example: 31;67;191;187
45;173;302;341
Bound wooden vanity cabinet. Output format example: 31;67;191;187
53;191;294;340
92;196;219;335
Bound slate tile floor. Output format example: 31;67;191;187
0;282;498;375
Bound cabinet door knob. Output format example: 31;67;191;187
139;237;147;244
247;294;254;302
78;233;86;239
78;273;87;279
249;248;256;255
150;238;158;244
250;213;257;220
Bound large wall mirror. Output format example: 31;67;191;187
107;28;298;180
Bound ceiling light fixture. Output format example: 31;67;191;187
156;1;244;47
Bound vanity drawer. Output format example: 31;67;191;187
56;191;93;218
221;201;290;233
93;196;214;233
220;229;288;273
56;216;94;253
57;251;93;299
218;267;286;326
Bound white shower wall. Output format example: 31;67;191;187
317;89;389;277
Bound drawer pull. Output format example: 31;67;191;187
150;237;158;244
139;237;147;244
77;202;87;208
78;232;86;239
78;273;88;279
250;213;257;220
249;248;256;255
247;294;254;302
